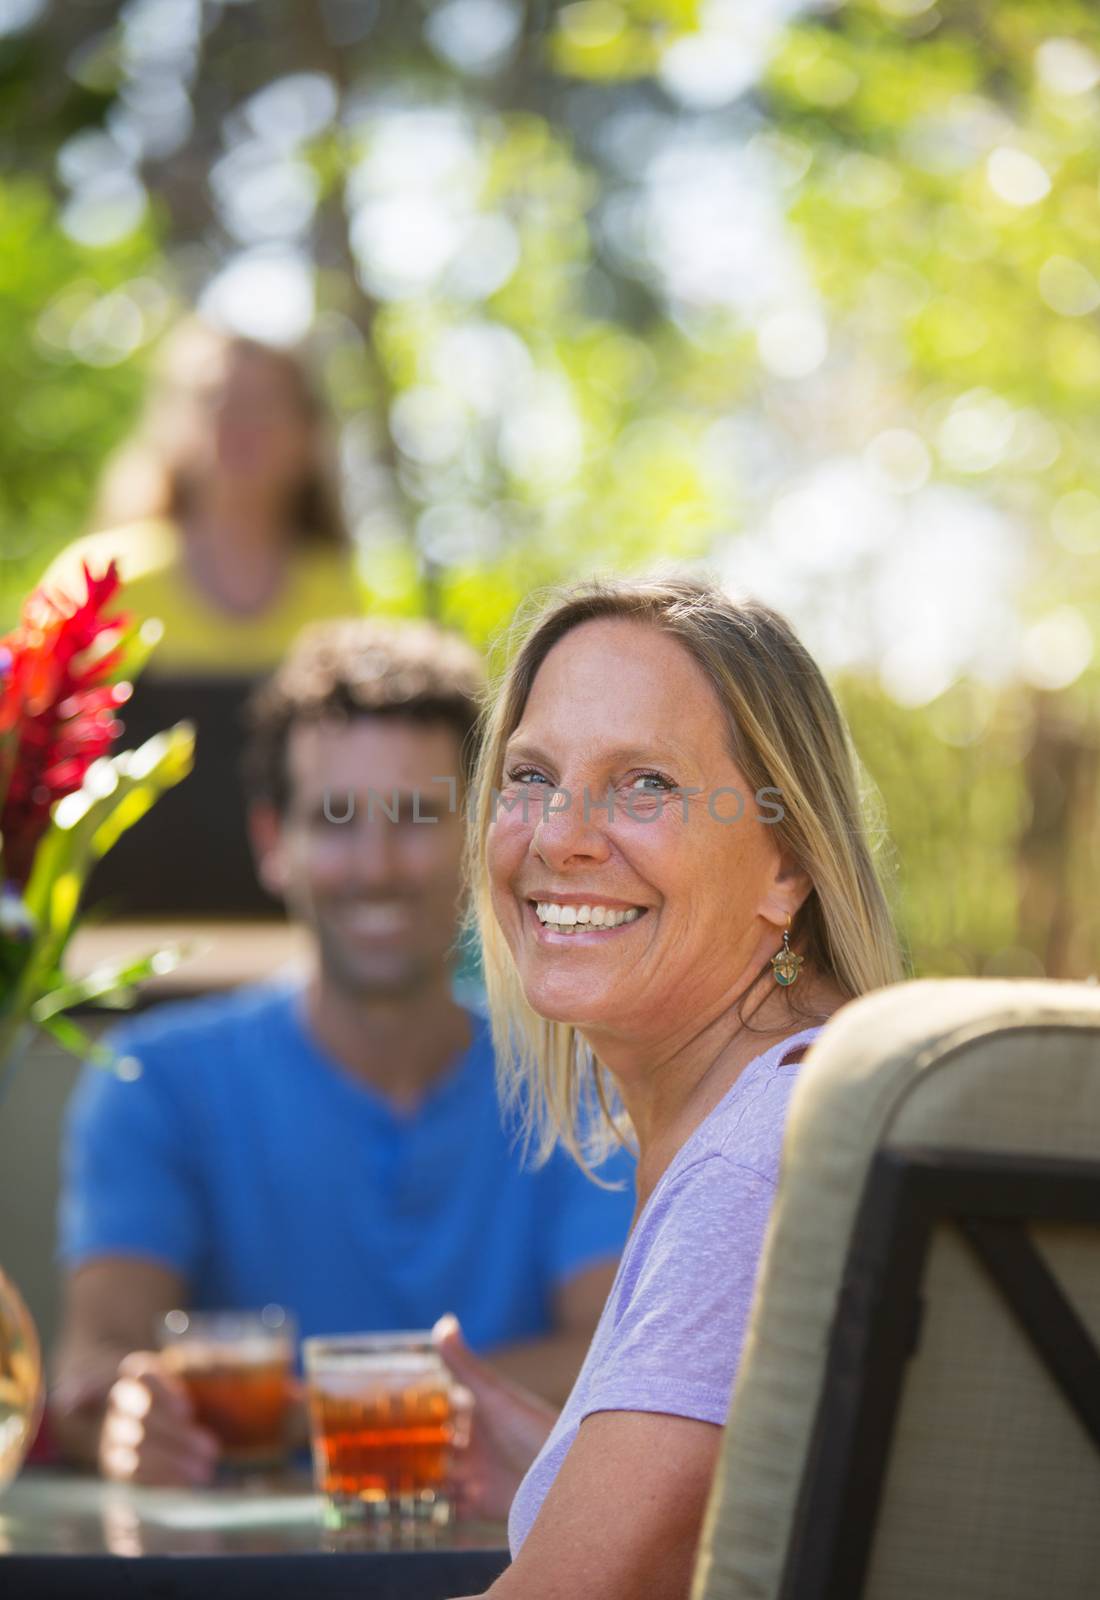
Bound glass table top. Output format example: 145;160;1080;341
0;1466;509;1559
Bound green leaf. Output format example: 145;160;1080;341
11;722;195;1026
23;722;195;934
105;616;167;688
36;1011;143;1078
28;942;199;1023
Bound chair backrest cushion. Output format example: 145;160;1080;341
693;977;1100;1600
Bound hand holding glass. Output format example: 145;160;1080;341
157;1306;294;1469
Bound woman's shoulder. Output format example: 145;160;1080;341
597;1145;787;1364
39;519;179;594
292;540;356;577
289;542;361;610
666;1024;828;1193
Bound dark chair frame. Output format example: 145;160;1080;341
779;1144;1100;1600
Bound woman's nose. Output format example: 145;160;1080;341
530;785;611;869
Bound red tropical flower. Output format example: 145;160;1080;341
0;561;133;888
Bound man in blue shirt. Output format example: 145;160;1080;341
50;618;635;1484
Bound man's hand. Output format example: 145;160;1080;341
433;1314;558;1523
97;1351;220;1486
49;1256;192;1471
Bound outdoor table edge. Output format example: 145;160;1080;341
0;1545;511;1599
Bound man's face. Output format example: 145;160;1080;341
252;717;466;998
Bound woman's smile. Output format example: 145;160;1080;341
524;894;651;944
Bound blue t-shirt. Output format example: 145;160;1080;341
57;981;636;1353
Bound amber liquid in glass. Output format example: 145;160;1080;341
166;1348;291;1465
308;1376;454;1511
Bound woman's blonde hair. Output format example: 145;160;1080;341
91;315;350;549
464;571;908;1176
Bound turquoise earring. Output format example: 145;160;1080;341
771;914;803;987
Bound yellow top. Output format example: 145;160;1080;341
38;519;363;675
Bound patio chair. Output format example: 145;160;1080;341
692;976;1100;1600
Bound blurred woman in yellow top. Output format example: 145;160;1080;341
39;316;360;675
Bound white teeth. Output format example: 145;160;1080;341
341;902;408;932
533;901;645;930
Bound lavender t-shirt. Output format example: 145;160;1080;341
508;1023;825;1557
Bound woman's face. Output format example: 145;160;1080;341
210;348;315;489
168;344;317;500
487;617;801;1047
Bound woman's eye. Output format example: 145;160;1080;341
629;772;675;792
507;766;551;785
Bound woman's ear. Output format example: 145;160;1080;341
245;800;289;900
759;849;813;931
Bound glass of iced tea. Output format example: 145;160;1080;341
303;1332;472;1530
157;1305;295;1470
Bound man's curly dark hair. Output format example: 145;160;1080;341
241;617;486;813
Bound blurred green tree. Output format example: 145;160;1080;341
2;0;1097;976
763;0;1100;977
0;175;158;614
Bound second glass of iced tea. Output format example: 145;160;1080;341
158;1305;295;1470
303;1333;472;1529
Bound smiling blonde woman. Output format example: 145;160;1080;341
436;572;907;1600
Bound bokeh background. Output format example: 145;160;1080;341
2;0;1098;979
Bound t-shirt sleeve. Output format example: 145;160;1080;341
577;1155;777;1426
542;1139;636;1288
56;1027;205;1279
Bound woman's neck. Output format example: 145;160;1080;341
185;483;295;553
597;971;840;1226
180;487;296;613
